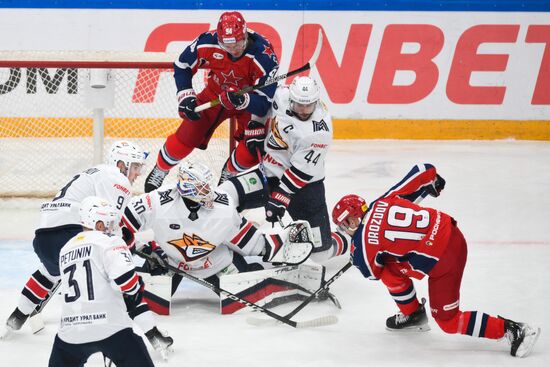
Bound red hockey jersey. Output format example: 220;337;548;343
350;164;454;280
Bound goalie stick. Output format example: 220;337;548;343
136;249;337;328
246;261;352;327
195;29;324;113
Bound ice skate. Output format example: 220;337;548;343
386;298;431;332
1;308;29;339
501;317;541;358
144;165;168;193
145;326;174;360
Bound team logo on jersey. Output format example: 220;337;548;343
262;44;278;62
214;192;229;205
213;53;224;60
168;233;216;263
169;224;180;230
266;118;288;150
158;190;174;205
312;119;329;132
220;70;243;88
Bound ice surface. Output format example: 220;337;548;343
0;140;548;366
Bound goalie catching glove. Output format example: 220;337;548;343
262;220;314;265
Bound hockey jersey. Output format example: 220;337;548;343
174;30;279;117
58;230;139;344
263;86;333;194
350;164;454;281
122;183;265;279
38;164;132;229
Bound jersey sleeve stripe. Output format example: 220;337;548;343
230;220;256;249
122;208;140;232
115;270;139;293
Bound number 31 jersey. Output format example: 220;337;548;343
58;231;137;344
351;164;454;281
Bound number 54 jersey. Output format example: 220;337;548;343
351;164;455;281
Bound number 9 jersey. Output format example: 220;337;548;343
351;164;454;281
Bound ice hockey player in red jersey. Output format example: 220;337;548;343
144;11;279;193
332;163;541;358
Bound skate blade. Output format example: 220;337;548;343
386;324;431;332
0;326;14;340
516;327;541;358
158;346;173;361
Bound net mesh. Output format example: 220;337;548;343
0;52;231;197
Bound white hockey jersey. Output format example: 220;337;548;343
58;230;139;344
263;86;333;194
38;164;133;229
122;184;265;279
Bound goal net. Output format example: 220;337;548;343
0;51;234;198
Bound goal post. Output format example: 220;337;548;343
0;51;235;198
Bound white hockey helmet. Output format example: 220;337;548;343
79;196;119;234
177;161;215;207
108;140;148;175
288;76;320;120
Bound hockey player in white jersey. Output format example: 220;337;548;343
260;76;348;263
122;160;315;292
48;196;157;366
3;141;147;335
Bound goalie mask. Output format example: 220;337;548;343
177;161;215;208
332;194;368;236
289;76;320;121
108;140;148;184
217;11;248;57
79;196;119;234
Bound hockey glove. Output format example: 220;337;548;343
219;86;250;111
123;275;145;312
121;226;135;249
265;190;291;223
141;241;169;276
426;174;446;197
177;89;200;121
244;120;266;155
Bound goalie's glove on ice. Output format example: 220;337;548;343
178;89;201;121
244;120;266;155
266;189;291;223
219;86;250;111
141;241;169;276
426;174;446;197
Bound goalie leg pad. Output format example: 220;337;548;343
138;272;172;316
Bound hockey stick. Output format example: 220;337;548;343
246;261;352;326
136;250;337;328
29;279;62;334
195;29;323;113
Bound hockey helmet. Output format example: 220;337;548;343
79;196;119;234
288;76;320;121
108;140;148;179
177;161;215;208
332;194;368;235
217;11;248;56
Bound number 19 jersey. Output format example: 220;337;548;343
351;164;454;281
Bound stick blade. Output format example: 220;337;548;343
246;314;338;329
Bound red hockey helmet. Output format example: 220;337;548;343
217;11;247;44
332;194;368;234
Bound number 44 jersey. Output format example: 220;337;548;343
263;86;333;187
58;230;137;344
351;164;454;281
